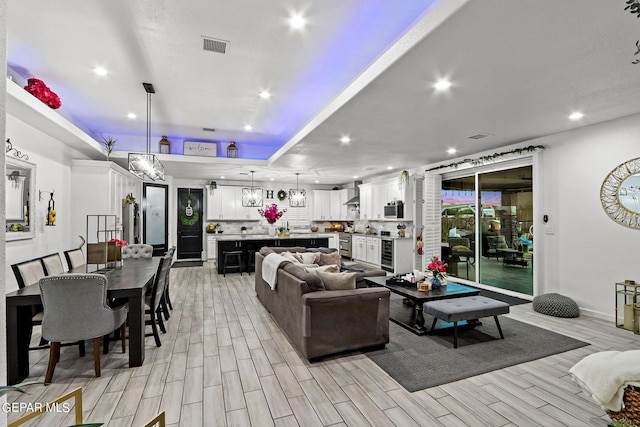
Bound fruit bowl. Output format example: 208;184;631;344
310;226;319;232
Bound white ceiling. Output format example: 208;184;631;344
7;0;640;185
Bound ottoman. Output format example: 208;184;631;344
532;293;579;318
423;296;510;348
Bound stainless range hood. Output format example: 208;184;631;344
344;180;362;205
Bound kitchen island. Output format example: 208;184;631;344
212;233;336;273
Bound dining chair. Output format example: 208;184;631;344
145;255;171;347
39;273;128;384
122;244;153;259
161;246;176;319
11;258;48;348
63;248;85;270
41;252;65;275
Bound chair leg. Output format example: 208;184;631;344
78;340;85;357
103;333;110;355
150;312;162;347
157;308;167;334
44;342;60;385
164;287;173;310
161;295;170;321
121;322;127;353
453;322;458;349
93;337;101;377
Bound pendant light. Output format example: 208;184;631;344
289;173;306;207
128;82;165;181
242;171;263;207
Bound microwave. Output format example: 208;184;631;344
384;203;404;219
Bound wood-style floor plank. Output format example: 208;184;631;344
8;261;635;426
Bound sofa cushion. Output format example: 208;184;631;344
316;251;341;267
304;264;340;274
295;252;318;264
281;251;300;263
317;270;357;291
281;263;325;292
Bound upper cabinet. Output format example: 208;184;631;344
359;176;414;221
206;186;262;220
312;189;349;221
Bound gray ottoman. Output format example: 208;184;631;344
423;296;510;348
532;293;579;318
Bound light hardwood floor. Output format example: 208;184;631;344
7;261;636;426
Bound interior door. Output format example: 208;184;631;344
177;188;203;260
143;183;168;256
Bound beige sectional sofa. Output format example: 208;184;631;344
255;246;390;360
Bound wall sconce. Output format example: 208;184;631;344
227;141;238;158
289;173;306;207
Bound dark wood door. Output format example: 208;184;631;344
177;188;203;260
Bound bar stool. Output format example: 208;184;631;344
222;251;243;276
246;250;257;274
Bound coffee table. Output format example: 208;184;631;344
364;276;480;335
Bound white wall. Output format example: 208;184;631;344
4;115;86;292
1;0;8;416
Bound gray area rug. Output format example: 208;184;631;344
365;317;589;392
171;260;204;268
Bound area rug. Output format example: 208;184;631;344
475;288;531;306
171;260;204;268
365;318;589;392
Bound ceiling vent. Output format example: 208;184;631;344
467;133;491;140
202;37;228;54
202;127;216;132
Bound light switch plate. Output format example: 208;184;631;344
545;226;554;235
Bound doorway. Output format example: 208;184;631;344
177;188;203;260
143;183;168;256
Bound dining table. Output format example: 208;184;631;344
6;257;160;385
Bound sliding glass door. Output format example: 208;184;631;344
441;165;533;295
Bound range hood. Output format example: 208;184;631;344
344;180;362;205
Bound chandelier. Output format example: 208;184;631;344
128;83;165;181
289;173;306;207
242;171;263;207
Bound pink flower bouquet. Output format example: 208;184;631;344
258;204;286;224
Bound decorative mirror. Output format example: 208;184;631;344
601;158;640;229
6;157;37;241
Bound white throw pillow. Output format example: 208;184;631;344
316;270;356;291
295;252;317;264
281;251;300;263
304;264;340;274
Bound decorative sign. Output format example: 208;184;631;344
183;141;217;157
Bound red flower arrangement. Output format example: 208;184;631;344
24;78;62;109
426;256;448;281
258;204;286;225
109;239;129;247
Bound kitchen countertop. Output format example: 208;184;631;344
210;232;337;241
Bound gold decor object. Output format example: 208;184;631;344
227;141;238;158
158;135;171;154
600;157;640;229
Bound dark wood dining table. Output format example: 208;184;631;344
6;257;160;385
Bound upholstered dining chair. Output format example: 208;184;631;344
39;273;128;384
122;244;153;259
63;248;85;270
11;258;48;347
41;252;65;275
145;255;172;347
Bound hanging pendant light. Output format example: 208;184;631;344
242;171;263;207
128;82;165;181
289;173;306;207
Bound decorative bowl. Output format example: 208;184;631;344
310;226;319;232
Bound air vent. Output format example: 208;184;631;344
202;37;228;54
202;127;216;132
467;133;491;140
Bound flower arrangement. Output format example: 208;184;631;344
24;78;62;109
426;256;448;281
258;203;286;224
108;239;128;247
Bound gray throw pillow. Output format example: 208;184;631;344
316;270;356;291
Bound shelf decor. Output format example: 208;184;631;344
23;78;61;109
425;145;544;172
226;141;238;158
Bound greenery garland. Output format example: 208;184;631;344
277;190;287;201
425;145;545;172
179;209;199;226
181;192;198;207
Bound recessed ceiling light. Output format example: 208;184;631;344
93;67;108;76
569;112;584;120
447;148;457;154
220;176;225;179
244;125;253;131
127;113;137;120
340;135;351;143
259;90;271;99
353;175;358;179
387;166;393;170
270;178;274;181
315;180;319;183
433;78;451;91
289;13;306;30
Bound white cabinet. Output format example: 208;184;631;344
207;235;217;260
359;185;373;220
359;177;414;221
353;235;367;262
313;189;349;221
71;160;142;245
366;236;381;265
206;186;263;220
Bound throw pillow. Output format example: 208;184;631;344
316;270;356;291
316;251;340;267
304;264;340;274
295;252;317;264
281;252;300;263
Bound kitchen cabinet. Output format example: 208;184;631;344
207;235;217;260
359;185;373;220
312;189;349;221
358;177;414;221
353;235;367;261
207;186;263;220
366;236;381;265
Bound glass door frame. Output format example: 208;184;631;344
439;156;538;297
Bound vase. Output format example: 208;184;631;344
430;277;442;290
268;225;276;236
